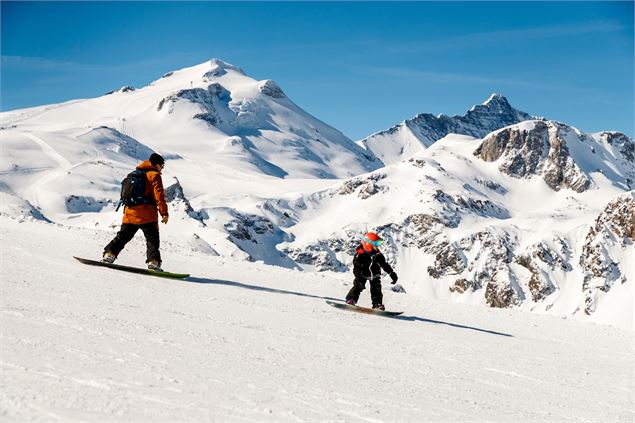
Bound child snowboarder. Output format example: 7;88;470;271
345;232;398;310
102;153;169;271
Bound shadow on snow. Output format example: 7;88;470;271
187;276;342;302
393;314;513;338
186;276;513;338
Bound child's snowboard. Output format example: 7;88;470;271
326;300;403;317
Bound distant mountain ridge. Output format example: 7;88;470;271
358;93;535;165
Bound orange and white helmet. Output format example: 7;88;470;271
361;232;383;252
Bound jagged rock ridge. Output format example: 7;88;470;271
359;94;535;165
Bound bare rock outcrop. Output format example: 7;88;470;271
157;83;231;126
474;121;591;192
337;173;388;199
579;192;634;314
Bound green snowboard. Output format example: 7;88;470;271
326;300;403;316
74;256;190;279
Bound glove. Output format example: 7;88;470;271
161;215;169;224
389;272;398;284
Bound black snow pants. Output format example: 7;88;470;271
104;222;161;263
346;276;383;306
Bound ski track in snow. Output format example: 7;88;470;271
20;132;73;169
1;217;633;422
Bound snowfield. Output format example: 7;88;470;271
1;218;633;421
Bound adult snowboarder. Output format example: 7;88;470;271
345;232;398;310
102;153;169;271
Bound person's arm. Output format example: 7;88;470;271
149;172;169;221
378;253;398;284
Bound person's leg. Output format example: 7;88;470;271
140;222;161;264
104;224;139;257
370;278;383;307
346;277;367;304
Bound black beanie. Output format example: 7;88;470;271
149;153;165;166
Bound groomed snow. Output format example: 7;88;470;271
1;217;633;421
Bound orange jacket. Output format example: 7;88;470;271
122;160;169;225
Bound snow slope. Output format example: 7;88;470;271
1;217;633;422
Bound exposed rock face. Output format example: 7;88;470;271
203;67;227;80
579;192;634;315
484;268;522;309
514;243;562;303
432;189;510;228
258;80;286;99
165;177;206;225
337;173;388;199
474;121;591;192
408;157;427;168
428;243;466;279
105;86;136;95
596;132;634;163
157;83;231;126
285;242;347;272
65;195;112;213
225;212;275;243
376;213;447;251
594;131;635;189
474;178;507;194
429;230;520;308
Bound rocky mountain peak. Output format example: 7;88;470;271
358;94;536;165
474;120;592;192
464;93;533;130
479;93;512;110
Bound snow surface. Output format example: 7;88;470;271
1;217;633;421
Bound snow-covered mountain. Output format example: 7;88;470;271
1;59;633;330
0;58;381;180
358;93;534;165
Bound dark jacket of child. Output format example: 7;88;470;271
346;244;397;307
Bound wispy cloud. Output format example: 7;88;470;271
353;65;542;88
1;55;100;71
458;19;626;43
1;52;206;74
351;64;617;103
375;19;628;54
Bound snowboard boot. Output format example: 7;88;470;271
372;304;385;311
346;299;357;305
102;252;116;264
147;260;163;272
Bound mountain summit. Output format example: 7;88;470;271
358;94;534;165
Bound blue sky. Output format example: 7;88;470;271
2;1;633;139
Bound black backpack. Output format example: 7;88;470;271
115;169;154;211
